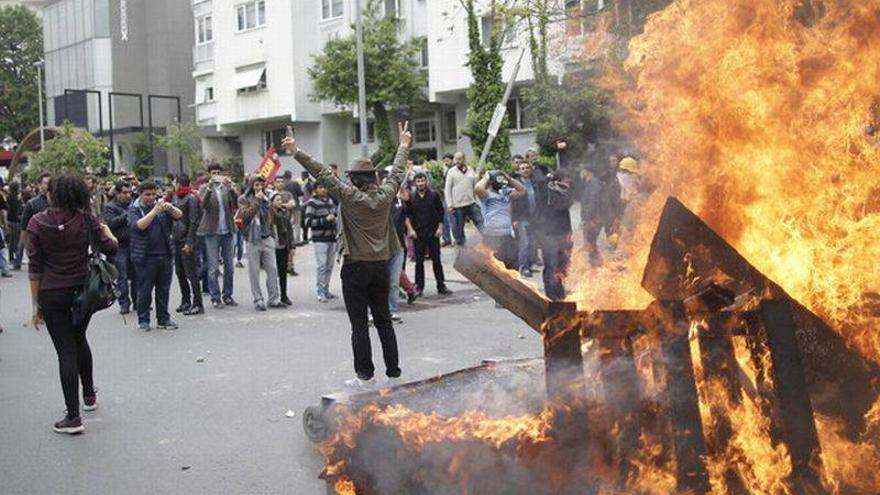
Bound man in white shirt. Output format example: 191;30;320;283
443;152;483;245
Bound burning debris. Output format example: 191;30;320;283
315;198;880;494
313;0;880;492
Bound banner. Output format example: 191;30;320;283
255;146;282;183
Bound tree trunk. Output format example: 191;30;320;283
371;102;395;165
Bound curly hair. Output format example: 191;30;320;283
47;175;91;212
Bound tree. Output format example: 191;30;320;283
308;0;425;165
28;121;109;176
461;0;511;169
130;132;154;179
155;121;204;176
0;6;43;143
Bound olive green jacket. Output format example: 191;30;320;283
294;146;408;262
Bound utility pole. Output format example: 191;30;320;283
476;48;526;175
355;0;369;158
35;61;45;148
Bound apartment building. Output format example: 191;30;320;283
193;0;582;172
41;0;195;174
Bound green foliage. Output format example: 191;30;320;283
155;122;203;176
0;6;43;143
422;160;447;193
217;155;244;183
308;0;425;164
522;74;610;160
130;132;154;180
28;121;109;176
462;0;511;169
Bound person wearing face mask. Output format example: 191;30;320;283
285;122;412;389
128;181;183;331
237;176;284;311
475;170;526;270
444;152;483;245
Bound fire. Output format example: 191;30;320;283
320;403;557;494
586;0;880;361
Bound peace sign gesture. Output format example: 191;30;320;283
398;121;412;148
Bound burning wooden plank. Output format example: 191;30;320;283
455;247;551;334
642;197;880;437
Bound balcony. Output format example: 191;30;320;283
194;42;215;64
196;100;217;125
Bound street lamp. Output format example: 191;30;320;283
2;135;17;152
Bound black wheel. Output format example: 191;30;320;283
303;405;330;443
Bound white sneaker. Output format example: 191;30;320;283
391;314;402;323
344;377;375;390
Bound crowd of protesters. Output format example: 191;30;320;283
0;124;646;429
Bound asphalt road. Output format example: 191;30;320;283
0;243;541;495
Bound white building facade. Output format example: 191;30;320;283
192;0;575;173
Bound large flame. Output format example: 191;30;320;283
575;0;880;361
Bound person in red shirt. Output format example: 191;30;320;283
26;176;118;434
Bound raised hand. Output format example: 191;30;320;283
282;136;297;154
398;121;412;148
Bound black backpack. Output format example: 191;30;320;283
72;213;120;327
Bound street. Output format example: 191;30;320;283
0;243;541;495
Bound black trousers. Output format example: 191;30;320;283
39;286;94;419
275;247;290;300
174;243;203;308
413;235;445;291
341;260;400;380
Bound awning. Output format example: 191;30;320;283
233;66;265;91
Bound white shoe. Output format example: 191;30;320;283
344;377;375;390
391;314;402;323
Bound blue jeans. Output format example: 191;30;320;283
442;206;453;243
205;233;235;302
387;249;404;313
540;234;572;301
136;255;173;325
0;248;9;275
313;241;336;298
452;203;484;246
112;244;138;307
514;221;534;272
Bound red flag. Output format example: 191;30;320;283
255;146;282;183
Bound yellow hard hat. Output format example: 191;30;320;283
619;157;640;173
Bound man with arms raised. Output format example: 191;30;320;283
284;123;412;388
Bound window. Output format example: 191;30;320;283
235;66;267;93
351;122;376;144
321;0;343;20
264;128;288;150
506;97;534;130
204;86;214;102
480;15;493;47
418;37;429;68
384;0;398;18
196;15;213;44
444;111;457;142
236;0;266;32
413;120;437;143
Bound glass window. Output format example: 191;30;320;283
506;98;534;130
257;1;266;26
196;15;213;44
444;111;457;142
236;1;266;31
385;0;397;18
323;0;343;20
419;38;428;68
481;16;493;47
205;87;214;102
351;122;376;144
413;120;436;143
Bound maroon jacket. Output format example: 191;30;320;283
26;208;118;290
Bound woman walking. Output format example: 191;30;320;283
26;175;118;434
271;191;294;306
